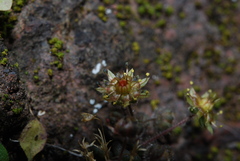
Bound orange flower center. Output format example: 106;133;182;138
118;79;128;87
115;79;131;95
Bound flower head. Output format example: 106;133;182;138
186;87;220;133
96;67;150;107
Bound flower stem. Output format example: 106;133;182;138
141;115;194;146
128;105;134;117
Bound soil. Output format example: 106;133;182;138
1;0;240;161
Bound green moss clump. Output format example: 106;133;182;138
150;99;160;110
12;107;23;114
119;21;127;28
47;69;53;77
97;5;108;22
173;126;182;135
155;3;163;12
0;58;8;66
132;42;140;54
13;62;19;68
1;49;8;56
50;47;58;54
210;146;219;153
33;75;39;82
56;52;65;60
33;69;39;74
165;6;174;16
179;12;186;19
156;19;166;28
48;37;66;70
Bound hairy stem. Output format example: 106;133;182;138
128;105;134;117
141;115;194;146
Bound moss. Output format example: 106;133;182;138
33;75;39;82
164;72;172;79
155;3;163;12
0;58;8;65
48;37;59;45
54;42;63;50
103;0;114;5
13;62;19;68
74;127;79;131
143;59;150;64
173;65;182;73
124;5;131;14
12;107;23;114
145;4;155;16
119;21;127;28
50;60;60;66
177;89;187;99
172;126;182;135
55;52;64;60
224;66;234;74
47;69;53;77
3;94;9;99
179;12;186;19
98;5;105;13
57;63;63;69
1;49;8;56
33;69;39;74
138;5;147;16
50;47;58;54
156;19;166;28
210;146;219;153
97;5;108;22
174;77;181;84
132;42;140;54
165;6;174;16
150;99;160;110
50;60;63;69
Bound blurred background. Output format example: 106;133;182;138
1;0;240;160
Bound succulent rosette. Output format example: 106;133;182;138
96;68;150;107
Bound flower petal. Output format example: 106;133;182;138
108;70;116;81
189;88;197;98
96;87;106;93
139;78;149;88
127;68;134;77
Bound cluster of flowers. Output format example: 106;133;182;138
96;66;222;133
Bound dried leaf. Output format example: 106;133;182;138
19;119;47;161
0;0;12;11
81;113;97;122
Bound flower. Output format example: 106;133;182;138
186;87;220;133
96;68;150;107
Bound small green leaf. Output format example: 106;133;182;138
205;123;214;134
19;119;47;161
0;143;9;161
0;0;12;11
188;106;198;114
198;116;206;128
